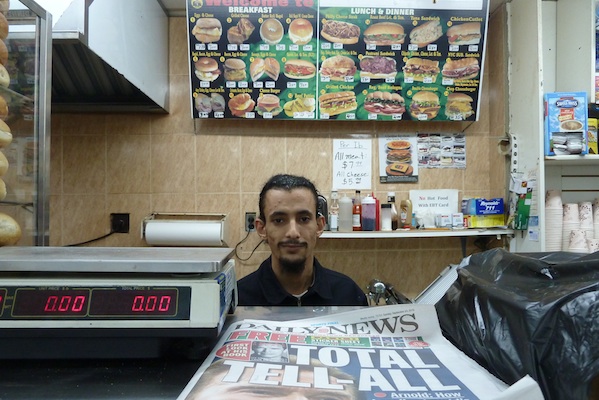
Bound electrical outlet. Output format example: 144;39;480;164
110;213;130;233
245;212;257;232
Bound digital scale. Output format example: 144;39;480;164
0;246;237;359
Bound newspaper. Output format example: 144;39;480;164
177;304;544;400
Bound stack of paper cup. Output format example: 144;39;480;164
593;198;599;239
545;190;563;251
562;203;580;251
579;201;594;241
568;229;589;253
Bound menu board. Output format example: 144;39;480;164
186;0;489;121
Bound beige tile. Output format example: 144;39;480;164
49;195;63;245
197;134;241;193
50;134;62;195
151;74;194;135
62;135;106;194
105;114;152;136
61;194;107;246
105;194;152;247
151;134;196;193
418;168;464;190
61;114;106;136
151;193;196;212
169;18;189;76
287;136;331;191
240;135;286;192
107;135;152;194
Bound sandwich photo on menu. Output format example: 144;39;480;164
288;18;313;45
250;57;280;81
284;59;316;80
409;20;442;48
318;91;357;116
402;57;440;82
445;93;474;120
409;91;440;120
319;55;357;81
446;22;481;46
363;22;405;46
191;18;222;43
227;18;255;44
320;19;360;44
442;58;480;80
359;56;397;80
228;93;255;117
363;91;405;116
194;57;221;82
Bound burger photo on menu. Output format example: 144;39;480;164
288;18;313;45
228;93;255;117
194;57;221;82
402;57;440;82
260;18;284;45
363;22;405;46
445;93;474;120
442;58;480;80
359;56;397;80
192;18;222;43
250;57;280;81
224;59;247;81
363;91;405;116
318;91;357;116
387;140;411;151
446;22;481;46
409;91;440;120
256;94;283;117
320;19;360;44
319;55;356;81
409;20;443;48
283;59;316;80
227;18;255;44
386;149;412;164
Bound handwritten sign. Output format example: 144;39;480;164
333;139;372;190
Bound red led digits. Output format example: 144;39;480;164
131;295;172;313
12;289;90;316
44;295;87;313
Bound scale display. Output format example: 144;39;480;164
1;287;192;320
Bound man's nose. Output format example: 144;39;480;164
286;220;300;237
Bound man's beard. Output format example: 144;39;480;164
279;256;307;275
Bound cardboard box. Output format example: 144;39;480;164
544;92;588;156
465;214;505;228
588;118;597;155
462;198;504;215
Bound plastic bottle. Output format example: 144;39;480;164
400;199;412;229
338;193;353;232
372;192;380;231
387;192;399;230
361;194;376;231
352;190;362;231
329;190;339;232
381;204;392;231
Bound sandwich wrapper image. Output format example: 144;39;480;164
379;135;419;183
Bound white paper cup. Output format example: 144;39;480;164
563;203;580;222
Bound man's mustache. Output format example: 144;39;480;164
279;240;307;247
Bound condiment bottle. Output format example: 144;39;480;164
329;190;339;232
387;192;399;230
352;190;362;231
338;193;353;232
400;199;412;228
381;204;392;231
361;194;376;231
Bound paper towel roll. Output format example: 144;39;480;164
144;220;225;247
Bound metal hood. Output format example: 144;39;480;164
38;0;169;113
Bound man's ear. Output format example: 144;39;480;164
316;213;325;237
256;217;267;239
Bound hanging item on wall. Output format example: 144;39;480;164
417;133;466;169
378;134;418;183
332;138;372;190
185;0;490;121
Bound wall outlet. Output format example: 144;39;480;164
245;212;257;232
110;213;130;233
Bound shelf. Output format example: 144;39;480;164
320;228;514;239
544;155;599;166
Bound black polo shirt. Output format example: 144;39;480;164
237;256;369;306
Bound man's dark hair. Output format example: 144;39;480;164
258;174;319;221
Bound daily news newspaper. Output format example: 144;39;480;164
177;304;544;400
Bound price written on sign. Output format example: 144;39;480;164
333;139;372;190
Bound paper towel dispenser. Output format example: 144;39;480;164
142;213;231;247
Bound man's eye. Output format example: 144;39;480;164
300;216;311;223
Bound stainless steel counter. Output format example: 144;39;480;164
0;306;364;399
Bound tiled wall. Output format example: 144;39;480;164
49;8;508;299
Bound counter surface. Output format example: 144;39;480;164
0;306;363;399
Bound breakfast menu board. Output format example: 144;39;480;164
186;0;489;121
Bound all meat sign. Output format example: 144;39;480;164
186;0;489;121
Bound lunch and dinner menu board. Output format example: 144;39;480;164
186;0;489;121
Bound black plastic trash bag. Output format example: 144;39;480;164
435;248;599;400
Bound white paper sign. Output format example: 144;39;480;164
410;189;459;214
333;139;372;190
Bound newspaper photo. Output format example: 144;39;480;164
177;304;543;400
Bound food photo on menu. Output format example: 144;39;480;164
378;136;419;183
186;0;488;121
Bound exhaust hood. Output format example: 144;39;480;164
35;0;169;113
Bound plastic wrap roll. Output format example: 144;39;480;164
143;220;224;247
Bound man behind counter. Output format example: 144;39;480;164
237;174;368;306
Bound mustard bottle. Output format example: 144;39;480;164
400;199;412;229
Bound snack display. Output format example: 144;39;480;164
288;18;313;45
192;18;222;43
319;55;356;81
260;18;284;45
363;22;405;46
320;20;360;44
318;91;357;116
